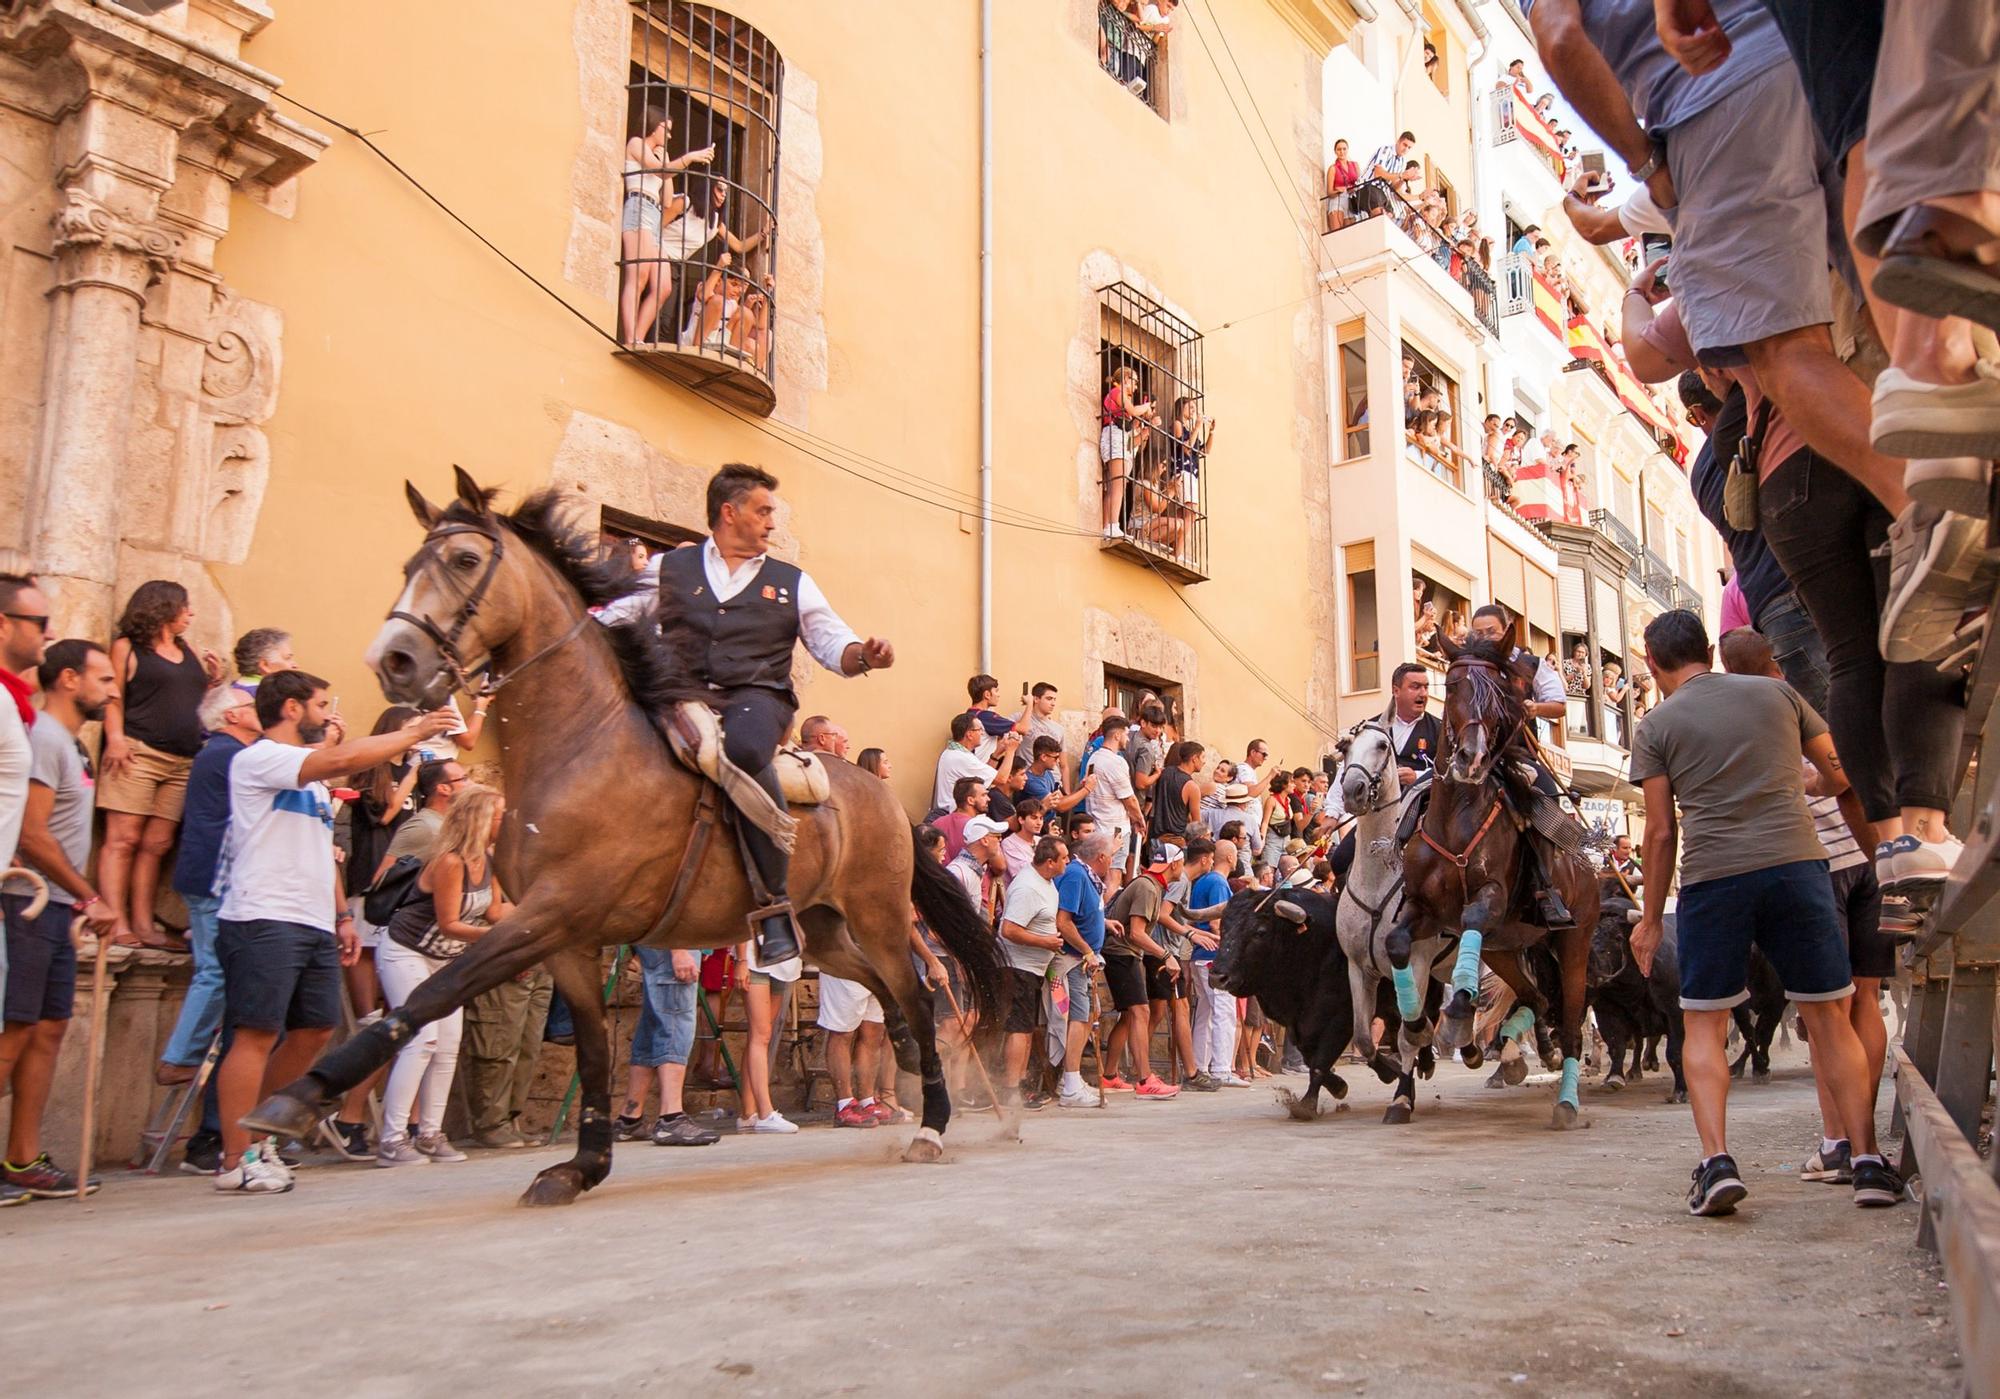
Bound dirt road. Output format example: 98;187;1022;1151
2;1043;1961;1397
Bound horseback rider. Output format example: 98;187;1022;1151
1328;662;1437;883
1466;604;1576;929
656;464;895;962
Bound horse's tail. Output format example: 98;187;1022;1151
908;826;1007;1025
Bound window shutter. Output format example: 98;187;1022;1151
1346;539;1375;573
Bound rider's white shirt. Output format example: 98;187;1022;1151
702;538;859;674
1530;656;1565;707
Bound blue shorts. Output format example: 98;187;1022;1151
1676;860;1853;1011
630;946;699;1068
1058;955;1093;1023
217;918;344;1033
2;892;77;1023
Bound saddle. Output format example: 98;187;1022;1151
663;701;829;854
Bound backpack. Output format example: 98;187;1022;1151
363;855;424;926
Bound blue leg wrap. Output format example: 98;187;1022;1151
1392;964;1421;1020
1559;1056;1581;1108
1451;930;1485;997
1499;1006;1536;1041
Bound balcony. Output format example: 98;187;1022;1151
1490;83;1569;208
1675;575;1706;615
1322;183;1497;338
1098;281;1209;584
1639;547;1676;608
1098;0;1166;116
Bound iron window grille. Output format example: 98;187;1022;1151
1098;281;1208;582
1098;1;1166;116
620;1;783;414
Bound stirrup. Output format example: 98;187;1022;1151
1536;891;1575;930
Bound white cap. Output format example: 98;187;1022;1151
963;815;1009;843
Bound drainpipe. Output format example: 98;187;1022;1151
978;0;994;672
1456;0;1491;59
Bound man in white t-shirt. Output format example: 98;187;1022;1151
931;711;1013;815
1083;716;1144;874
997;836;1068;1106
0;575;49;1031
211;670;455;1195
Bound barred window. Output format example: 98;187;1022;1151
619;1;783;415
1097;1;1170;116
1098;281;1207;582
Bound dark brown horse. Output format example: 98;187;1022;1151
1388;634;1598;1128
245;469;1005;1203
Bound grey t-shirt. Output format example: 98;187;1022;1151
1529;0;1788;130
1129;733;1163;800
379;807;445;876
1103;873;1162;959
3;714;95;906
1627;670;1827;887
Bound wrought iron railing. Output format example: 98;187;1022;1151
1675;576;1705;615
1640;547;1676;607
1098;281;1208;581
1588;507;1639;558
1499;252;1533;318
1098;1;1162;112
1331;179;1499;336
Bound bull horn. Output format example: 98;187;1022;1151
1275;900;1307;925
1625;908;1642;925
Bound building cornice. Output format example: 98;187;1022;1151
1267;0;1370;59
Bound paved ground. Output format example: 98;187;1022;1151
2;1043;1962;1397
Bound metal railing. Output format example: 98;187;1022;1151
1674;575;1704;615
1587;507;1638;558
1332;179;1499;336
1639;546;1676;607
1406;435;1463;490
1499;252;1533;318
1492;84;1569;183
1098;281;1207;581
1485;465;1553;540
1098;1;1161;112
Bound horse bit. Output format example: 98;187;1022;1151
388;520;588;699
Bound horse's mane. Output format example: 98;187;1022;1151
1446;636;1537;806
446;488;702;713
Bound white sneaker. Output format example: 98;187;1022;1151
259;1136;296;1185
735;1117;756;1133
1871;363;2000;460
1879;504;1993;662
215;1147;292;1195
375;1134;431;1168
1103;522;1125;541
414;1132;468;1163
751;1112;799;1135
1876;833;1966;894
1056;1087;1096;1108
1905;457;1993;520
1213;1071;1253;1088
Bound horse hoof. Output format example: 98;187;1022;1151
519;1167;585;1208
1501;1057;1528;1087
241;1089;318;1142
1751;1065;1770;1081
1549;1101;1586;1131
902;1128;946;1163
1328;1074;1349;1100
1278;1090;1320;1122
1444;989;1475;1020
1383;1100;1413;1125
1667;1089;1688;1105
1601;1074;1625;1093
1333;1100;1351;1114
1484;1066;1507;1089
1460;1045;1484;1070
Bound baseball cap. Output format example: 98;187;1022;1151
962;815;1009;843
1144;840;1183;871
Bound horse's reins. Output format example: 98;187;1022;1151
390;520;590;698
1418;654;1523;905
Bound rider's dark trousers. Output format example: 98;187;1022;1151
714;687;796;904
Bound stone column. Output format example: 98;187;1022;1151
29;188;181;630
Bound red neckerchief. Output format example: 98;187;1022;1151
0;668;33;726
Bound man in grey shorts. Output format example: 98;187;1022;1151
1526;0;1984;647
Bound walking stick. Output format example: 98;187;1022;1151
76;915;109;1203
1088;962;1108;1108
936;973;1007;1125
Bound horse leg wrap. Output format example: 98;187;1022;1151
1392;964;1422;1021
1499;1006;1536;1042
1558;1056;1581;1109
1451;929;1485;997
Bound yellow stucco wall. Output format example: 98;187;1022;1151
214;1;1349;812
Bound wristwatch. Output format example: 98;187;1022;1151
1628;141;1666;183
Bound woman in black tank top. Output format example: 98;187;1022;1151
100;580;223;948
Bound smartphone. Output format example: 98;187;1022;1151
1640;232;1673;289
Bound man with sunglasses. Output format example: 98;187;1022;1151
1;639;121;1201
0;574;49;932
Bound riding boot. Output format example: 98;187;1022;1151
738;764;801;963
1531;841;1574;930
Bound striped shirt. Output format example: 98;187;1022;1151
1807;794;1865;874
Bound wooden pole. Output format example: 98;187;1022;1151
75;918;109;1202
937;975;1006;1124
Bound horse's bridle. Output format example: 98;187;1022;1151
389;520;587;698
1339;717;1394;814
1440;656;1528;787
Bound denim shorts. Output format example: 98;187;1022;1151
630;947;699;1068
1676;860;1853;1010
217;918;343;1032
2;892;77;1023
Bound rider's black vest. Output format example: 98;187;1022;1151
656;543;803;706
1396;713;1441;772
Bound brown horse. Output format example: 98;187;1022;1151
245;469;1006;1203
1387;633;1598;1129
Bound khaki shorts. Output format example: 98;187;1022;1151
96;738;193;822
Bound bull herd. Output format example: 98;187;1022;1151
1210;719;1790;1127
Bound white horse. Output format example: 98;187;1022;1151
1334;715;1456;1124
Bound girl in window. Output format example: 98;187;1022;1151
619;106;712;345
1100;365;1158;540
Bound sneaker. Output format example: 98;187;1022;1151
1687;1154;1748;1217
1876;833;1965;894
318;1118;372;1163
0;1182;30;1207
835;1102;878;1128
1100;1074;1137;1093
1852;1155;1907;1207
1870;363;2000;460
1182;1072;1221;1092
179;1131;222;1176
1018;1088;1053;1112
1;1153;99;1199
257;1137;297;1185
214;1147;293;1195
1905;457;1993;520
471;1122;530;1150
1213;1071;1253;1088
1056;1085;1096;1108
374;1135;431;1168
1800;1139;1853;1183
414;1133;468;1163
612;1113;649;1143
1135;1076;1181;1099
1103;522;1125;541
650;1114;720;1146
1879;504;1992;662
750;1112;799;1135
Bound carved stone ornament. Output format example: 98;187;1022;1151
49;188;182;296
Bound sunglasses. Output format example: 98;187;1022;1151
4;612;50;633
